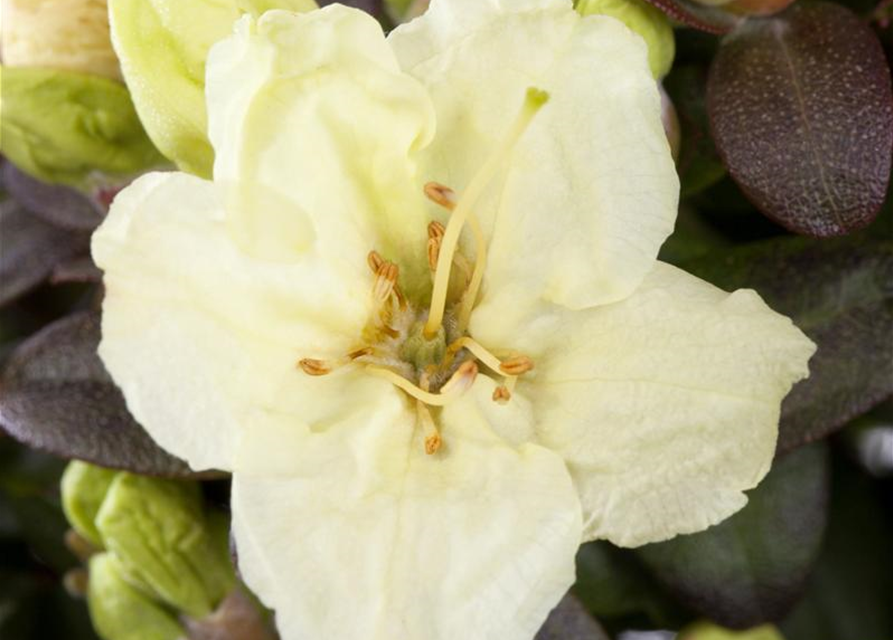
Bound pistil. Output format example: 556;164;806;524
424;87;550;339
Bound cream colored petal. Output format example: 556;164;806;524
206;6;436;298
93;172;373;471
390;0;678;317
232;393;582;640
522;262;815;547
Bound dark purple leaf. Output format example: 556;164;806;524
2;164;105;232
50;256;102;285
0;200;91;307
0;312;194;477
642;0;742;34
708;3;893;236
535;594;610;640
637;442;830;629
684;232;893;452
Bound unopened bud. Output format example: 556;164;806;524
576;0;676;79
87;553;184;640
95;474;235;619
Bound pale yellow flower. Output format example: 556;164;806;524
92;2;814;639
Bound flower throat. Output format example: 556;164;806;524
298;88;548;455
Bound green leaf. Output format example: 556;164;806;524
707;3;893;236
0;313;194;477
574;541;684;629
684;232;893;452
636;443;830;629
779;454;893;640
0;66;164;187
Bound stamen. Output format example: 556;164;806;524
500;355;535;376
367;361;478;407
298;358;332;376
367;250;385;273
373;261;399;303
424;182;457;209
425;183;482;295
492;385;512;404
417;401;442;455
427;221;445;271
424;87;550;338
298;348;372;376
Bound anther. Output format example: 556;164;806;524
427;221;445;271
492;385;512;404
298;358;331;376
425;182;457;210
417;401;442;455
367;250;385;273
499;355;535;376
440;360;479;396
373;261;399;302
347;347;373;360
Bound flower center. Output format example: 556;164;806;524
297;88;549;455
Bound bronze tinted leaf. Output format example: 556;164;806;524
0;312;194;477
642;0;742;34
708;3;893;236
0;200;90;307
2;164;104;232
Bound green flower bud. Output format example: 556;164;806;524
679;622;786;640
61;461;118;548
576;0;675;79
1;0;121;81
108;0;317;177
0;65;165;186
95;474;235;619
87;553;185;640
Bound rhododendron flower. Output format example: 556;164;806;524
92;2;815;639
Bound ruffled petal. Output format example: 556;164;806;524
93;172;374;471
206;6;436;298
390;0;678;317
523;262;815;546
232;394;581;640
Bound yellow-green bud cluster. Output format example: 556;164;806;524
61;462;236;640
0;66;164;187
